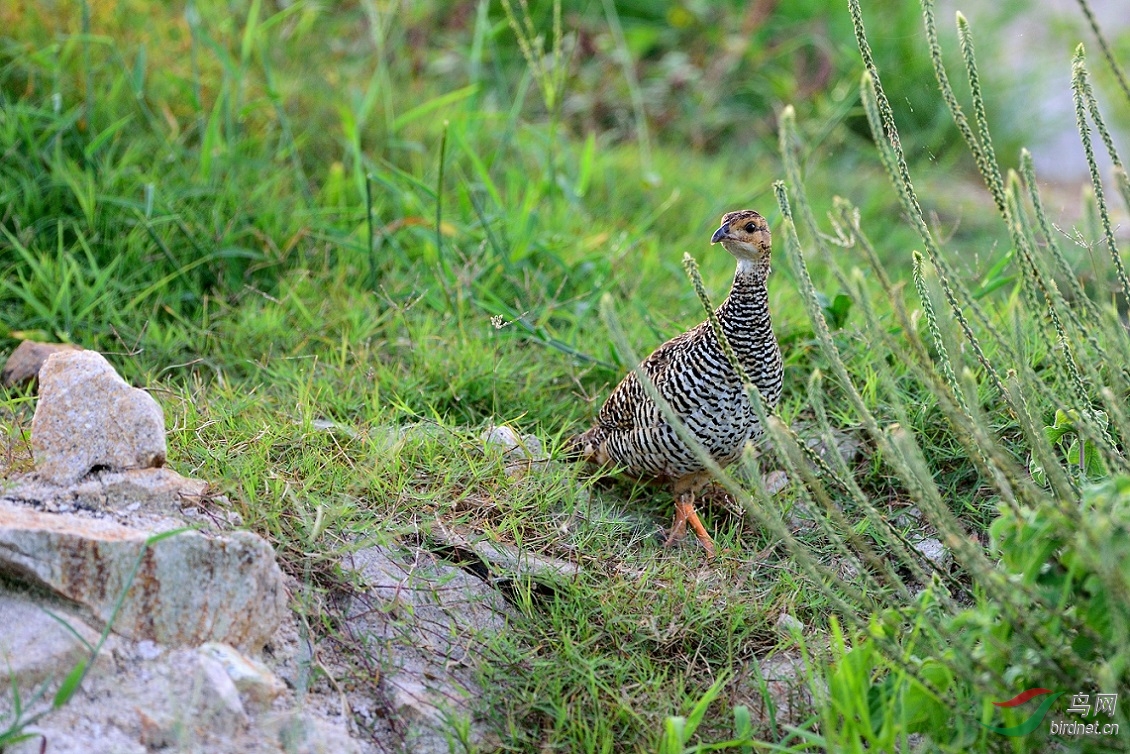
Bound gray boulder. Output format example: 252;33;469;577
31;350;166;485
0;501;287;651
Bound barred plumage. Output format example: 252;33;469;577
569;210;782;557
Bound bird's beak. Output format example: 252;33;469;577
710;224;729;244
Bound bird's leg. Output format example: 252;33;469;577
682;491;717;559
663;498;690;546
663;492;716;558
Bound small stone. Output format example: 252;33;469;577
913;538;951;568
764;470;789;496
741;652;813;728
804;428;863;467
343;546;512;752
198;642;286;709
775;612;804;635
0;340;83;389
137;707;172;750
481;424;545;461
309;418;358;438
836;558;860;580
31;351;166;485
261;711;361;754
893;504;922;528
431;528;581;584
134;650;247;746
0;467;210;521
198;653;247;717
135;640;163;661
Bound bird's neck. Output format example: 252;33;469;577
715;259;779;380
719;260;771;322
733;257;768;284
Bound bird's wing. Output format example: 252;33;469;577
596;326;704;431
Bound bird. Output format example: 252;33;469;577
568;210;783;558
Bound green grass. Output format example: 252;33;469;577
4;0;1130;752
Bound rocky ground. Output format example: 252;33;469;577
0;346;527;753
1;345;857;752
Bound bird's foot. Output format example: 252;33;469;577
663;495;716;559
662;499;689;547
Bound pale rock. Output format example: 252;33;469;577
775;612;804;635
344;545;511;753
430;527;581;585
309;418;358;438
198;653;248;718
0;501;287;651
739;651;816;729
6;723;145;754
2;650;249;754
481;423;547;479
913;537;952;568
198;642;286;709
31;350;167;485
261;710;362;754
0;340;83;389
133;650;247;749
893;504;923;529
135;640;163;661
0;628;374;754
0;591;109;694
803;426;863;467
836;557;860;580
481;424;545;461
764;470;789;496
0;467;208;516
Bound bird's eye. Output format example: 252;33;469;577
744;222;756;233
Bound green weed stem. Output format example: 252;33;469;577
1072;47;1130;307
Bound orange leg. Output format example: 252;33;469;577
663;498;689;546
663;492;717;558
683;493;717;559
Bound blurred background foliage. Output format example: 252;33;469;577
3;0;1127;418
0;0;1035;174
0;0;1030;336
1;0;1126;404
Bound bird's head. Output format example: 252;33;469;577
710;210;771;273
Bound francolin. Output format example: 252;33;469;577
570;210;783;557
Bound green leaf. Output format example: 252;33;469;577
1029;455;1048;487
53;660;88;708
576;131;596;197
660;715;687;753
684;675;727;739
0;732;40;748
1043;408;1077;445
1066;438;1107;480
239;0;263;65
392;84;478;132
200;89;226;181
830;293;854;327
132;42;147;96
973;247;1015;298
733;705;754;754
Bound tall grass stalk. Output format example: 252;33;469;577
500;0;572;187
1075;0;1130;106
1072;46;1130;307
